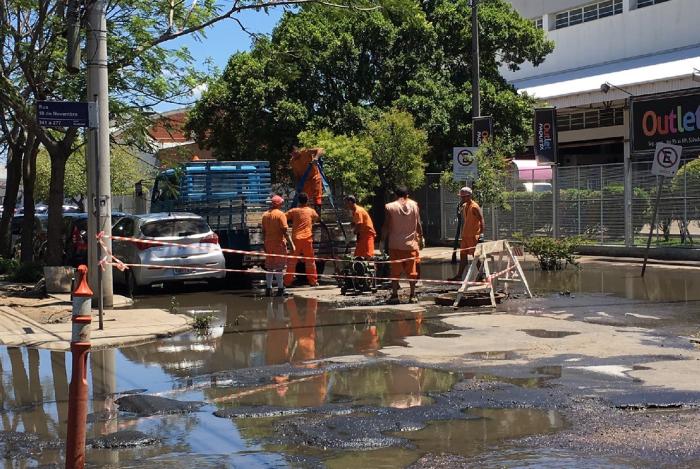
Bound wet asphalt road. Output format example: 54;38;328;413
1;263;700;467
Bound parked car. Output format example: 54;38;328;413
10;214;48;260
63;212;127;266
111;213;225;294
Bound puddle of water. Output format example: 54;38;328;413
121;294;451;377
322;408;564;468
520;329;581;338
422;262;700;304
208;363;459;410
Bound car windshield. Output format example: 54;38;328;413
140;218;210;238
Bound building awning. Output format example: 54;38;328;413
512;159;552;181
513;45;700;108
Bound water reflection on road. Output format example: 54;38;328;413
123;294;445;376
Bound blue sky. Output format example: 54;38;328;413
161;8;283;111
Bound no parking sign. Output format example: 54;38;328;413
651;142;682;178
452;147;478;183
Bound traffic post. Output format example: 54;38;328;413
65;265;93;469
641;142;682;276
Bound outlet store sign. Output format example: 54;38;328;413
631;89;700;153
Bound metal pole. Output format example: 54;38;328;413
87;0;113;308
471;0;480;120
641;176;664;277
65;265;92;469
600;165;604;244
94;116;103;330
623;105;633;246
552;165;559;238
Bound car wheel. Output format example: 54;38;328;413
125;270;141;298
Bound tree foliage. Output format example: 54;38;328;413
35;146;153;204
364;109;428;195
1;0;375;264
187;0;553;177
297;129;377;203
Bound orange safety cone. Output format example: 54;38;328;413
65;265;93;469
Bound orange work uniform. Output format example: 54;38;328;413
385;198;421;280
284;206;319;286
352;204;376;258
262;208;289;271
460;200;483;260
290;148;323;206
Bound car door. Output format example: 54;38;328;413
111;217;135;282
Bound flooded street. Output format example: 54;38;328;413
1;263;699;467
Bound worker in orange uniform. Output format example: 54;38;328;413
449;186;485;281
290;146;324;208
262;195;295;297
344;195;376;258
284;192;320;287
381;185;424;304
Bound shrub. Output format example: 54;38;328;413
8;261;44;283
518;236;580;271
0;257;18;275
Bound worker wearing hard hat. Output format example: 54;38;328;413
262;195;295;297
449;186;484;281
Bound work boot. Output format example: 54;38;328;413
276;287;285;297
265;287;273;297
386;295;401;305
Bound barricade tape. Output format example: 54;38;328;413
103;259;491;286
97;233;520;287
103;257;520;288
100;233;489;265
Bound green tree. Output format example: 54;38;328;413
187;0;552;176
0;0;376;265
365;108;428;198
297;129;377;203
35;146;152;209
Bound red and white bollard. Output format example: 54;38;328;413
65;265;93;469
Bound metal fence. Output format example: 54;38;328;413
422;158;700;248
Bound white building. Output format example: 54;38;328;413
504;0;700;166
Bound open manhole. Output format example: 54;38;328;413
434;292;506;307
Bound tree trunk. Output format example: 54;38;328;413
20;137;39;263
0;138;24;257
45;152;68;266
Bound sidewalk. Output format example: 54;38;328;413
0;293;192;350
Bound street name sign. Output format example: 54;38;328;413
651;142;682;178
37;101;97;128
453;146;478;182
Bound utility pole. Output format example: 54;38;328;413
86;0;113;308
471;0;480;119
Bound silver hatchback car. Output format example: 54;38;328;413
112;213;226;293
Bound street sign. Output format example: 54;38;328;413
453;146;478;182
472;116;493;147
534;108;558;166
37;101;98;128
651;142;682;178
